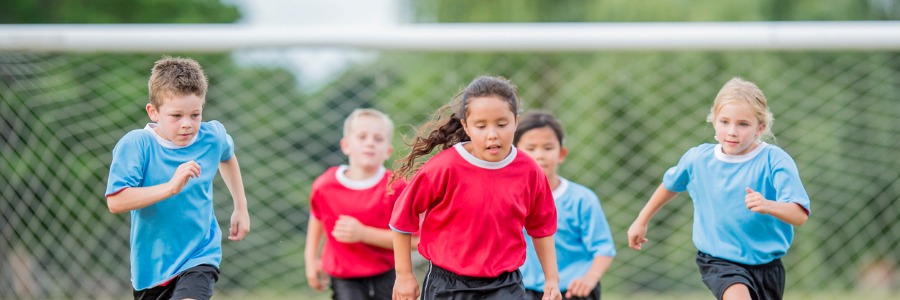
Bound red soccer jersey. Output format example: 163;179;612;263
310;166;408;278
390;143;557;277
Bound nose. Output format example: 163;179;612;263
180;118;193;128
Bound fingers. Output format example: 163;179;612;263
746;187;754;194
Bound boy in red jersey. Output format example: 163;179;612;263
390;76;562;300
305;108;408;300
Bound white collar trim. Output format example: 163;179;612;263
144;123;197;149
714;142;768;163
453;142;516;169
552;177;570;199
335;165;386;190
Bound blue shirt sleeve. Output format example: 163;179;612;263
105;130;148;196
208;121;234;162
771;151;811;214
579;192;616;257
663;147;696;192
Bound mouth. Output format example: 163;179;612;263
486;145;502;155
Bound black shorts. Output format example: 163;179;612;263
696;252;785;300
133;264;220;300
330;269;395;300
420;263;525;300
525;283;601;300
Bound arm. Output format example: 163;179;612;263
106;160;200;214
304;216;328;291
565;255;614;298
533;235;562;300
331;215;394;249
392;231;419;300
220;155;250;241
745;187;808;226
627;183;680;250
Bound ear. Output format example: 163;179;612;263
757;122;767;137
339;138;351;156
386;144;394;157
146;103;159;122
559;146;569;163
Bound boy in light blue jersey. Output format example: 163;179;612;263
515;111;616;300
105;56;250;300
628;77;810;300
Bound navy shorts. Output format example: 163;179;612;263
420;263;525;300
696;252;784;300
133;264;219;300
525;283;600;300
330;269;395;300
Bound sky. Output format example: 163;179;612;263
225;0;406;88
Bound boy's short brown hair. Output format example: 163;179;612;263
148;56;208;108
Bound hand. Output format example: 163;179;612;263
392;273;419;300
627;221;649;250
542;280;562;300
565;276;598;298
229;209;250;241
332;215;365;243
745;187;772;214
168;160;201;195
305;259;329;291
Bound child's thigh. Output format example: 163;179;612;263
171;264;220;300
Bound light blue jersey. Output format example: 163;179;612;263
664;142;810;265
521;178;616;292
105;121;234;290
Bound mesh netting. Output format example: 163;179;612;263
1;50;898;299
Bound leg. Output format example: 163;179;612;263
330;276;369;300
170;265;219;300
722;283;752;300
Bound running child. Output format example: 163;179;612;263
515;111;616;300
627;77;811;300
390;75;562;300
105;56;251;300
305;108;408;300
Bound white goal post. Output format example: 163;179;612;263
2;21;900;52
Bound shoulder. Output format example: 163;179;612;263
201;120;228;136
115;128;154;148
676;143;715;163
758;144;798;166
566;180;601;204
419;147;461;171
312;166;340;188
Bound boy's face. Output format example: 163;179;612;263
340;115;392;170
516;126;567;182
461;96;517;162
713;102;764;155
146;93;204;147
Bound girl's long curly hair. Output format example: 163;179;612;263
391;76;520;184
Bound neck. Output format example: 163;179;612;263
344;165;380;180
548;175;561;190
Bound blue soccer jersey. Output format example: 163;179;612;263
105;121;234;290
664;142;810;265
521;178;616;292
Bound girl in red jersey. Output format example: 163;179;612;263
390;76;562;300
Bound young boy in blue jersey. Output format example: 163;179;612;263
628;77;810;300
105;56;251;300
515;111;616;300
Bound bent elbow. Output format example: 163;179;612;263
106;197;126;214
793;214;809;226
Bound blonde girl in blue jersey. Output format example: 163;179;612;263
627;77;810;300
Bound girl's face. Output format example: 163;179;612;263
340;115;393;171
146;93;204;147
713;102;765;155
516;126;567;182
461;95;517;162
